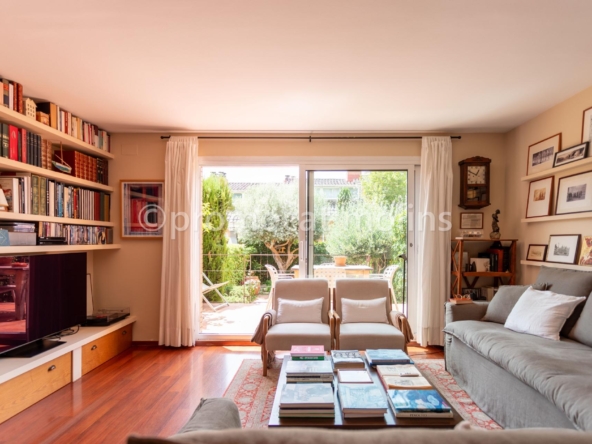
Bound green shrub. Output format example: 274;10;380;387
225;283;258;303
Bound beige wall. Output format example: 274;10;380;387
505;85;592;284
94;133;506;341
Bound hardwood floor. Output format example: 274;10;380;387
0;344;444;444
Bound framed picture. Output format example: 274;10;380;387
581;106;592;152
579;236;592;266
527;133;562;176
460;212;483;229
555;171;592;215
462;288;481;300
121;180;164;238
526;244;547;262
526;176;554;218
546;234;581;264
470;258;490;272
553;142;588;167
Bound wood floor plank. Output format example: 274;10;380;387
0;345;442;443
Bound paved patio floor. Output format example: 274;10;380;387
200;295;269;335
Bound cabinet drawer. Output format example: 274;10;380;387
81;325;133;375
0;353;72;424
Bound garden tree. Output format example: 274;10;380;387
202;174;233;290
361;171;407;206
337;187;353;210
235;184;299;272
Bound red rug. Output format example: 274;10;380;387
223;358;501;430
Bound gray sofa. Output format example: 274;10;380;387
444;266;592;431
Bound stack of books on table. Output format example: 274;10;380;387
290;345;326;361
330;350;365;369
376;364;432;390
365;349;413;367
387;389;453;419
338;384;388;418
279;383;335;418
285;360;334;383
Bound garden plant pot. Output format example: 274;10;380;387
244;276;261;295
334;256;347;267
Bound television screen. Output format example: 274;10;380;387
0;253;86;357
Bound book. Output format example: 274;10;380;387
36;102;59;129
290;345;325;357
286;360;333;376
279;383;334;409
278;410;335;418
376;365;421;378
380;376;432;390
0;178;20;212
388;389;452;414
1;123;9;158
291;356;326;361
365;349;412;366
337;370;372;384
338;384;388;418
330;350;365;369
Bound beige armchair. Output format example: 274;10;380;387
259;279;333;376
332;279;406;352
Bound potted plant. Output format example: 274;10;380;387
333;255;347;267
244;270;261;295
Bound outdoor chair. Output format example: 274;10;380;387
257;279;332;376
264;264;294;310
313;266;346;289
369;264;400;291
332;278;406;352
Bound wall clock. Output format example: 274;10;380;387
458;156;491;209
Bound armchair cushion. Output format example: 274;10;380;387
341;297;388;324
274;279;330;324
277;298;323;324
338;323;405;350
265;322;332;350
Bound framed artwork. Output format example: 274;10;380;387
470;258;490;272
526;244;547;262
553;142;588;167
581;106;592;152
121;180;164;238
579;236;592;266
526;176;554;218
462;288;481;300
460;212;483;229
546;234;581;264
527;133;562;176
555;171;592;215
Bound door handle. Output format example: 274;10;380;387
91;345;98;351
48;365;56;372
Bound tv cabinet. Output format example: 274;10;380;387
0;316;135;424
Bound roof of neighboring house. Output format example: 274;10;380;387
229;178;360;192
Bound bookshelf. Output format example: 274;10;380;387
520;157;592;182
0;105;114;160
0;211;114;227
451;238;517;296
521;211;592;224
0;244;120;256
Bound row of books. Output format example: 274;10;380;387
36;102;111;152
0;78;24;113
58;150;109;185
37;223;114;245
0;123;48;168
0;174;111;221
291;347;414;368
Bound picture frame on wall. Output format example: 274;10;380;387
553;142;588;167
581;106;592;152
526;244;547;262
460;212;484;229
525;176;554;218
555;171;592;215
527;133;562;176
121;180;165;239
579;236;592;266
546;234;581;264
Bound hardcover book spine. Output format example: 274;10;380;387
21;128;27;164
8;125;18;160
1;124;9;158
31;175;39;215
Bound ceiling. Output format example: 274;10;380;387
1;0;592;133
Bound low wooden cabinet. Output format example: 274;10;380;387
0;353;72;424
81;325;133;376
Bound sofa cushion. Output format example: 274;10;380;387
339;323;404;350
341;297;388;324
265;323;332;350
276;298;323;324
569;295;592;347
535;266;592;335
175;399;241;434
481;285;529;324
504;287;586;341
444;321;592;431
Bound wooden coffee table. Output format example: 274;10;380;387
268;353;462;428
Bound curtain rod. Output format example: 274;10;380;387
160;135;461;142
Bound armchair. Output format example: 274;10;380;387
333;279;406;352
258;279;332;376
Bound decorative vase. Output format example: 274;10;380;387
334;256;347;267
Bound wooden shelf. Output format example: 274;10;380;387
520;260;592;271
521;212;592;224
0;105;114;160
452;238;518;242
452;271;513;277
0;211;114;227
520;157;592;182
0;156;113;193
0;244;120;256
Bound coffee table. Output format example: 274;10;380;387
268;353;462;428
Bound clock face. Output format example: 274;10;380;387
467;165;486;185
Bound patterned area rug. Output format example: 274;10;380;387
223;358;502;430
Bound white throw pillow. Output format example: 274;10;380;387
276;298;324;324
504;287;586;341
341;297;388;324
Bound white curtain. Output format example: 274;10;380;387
159;136;200;347
416;136;453;346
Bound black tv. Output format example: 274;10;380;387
0;253;87;358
